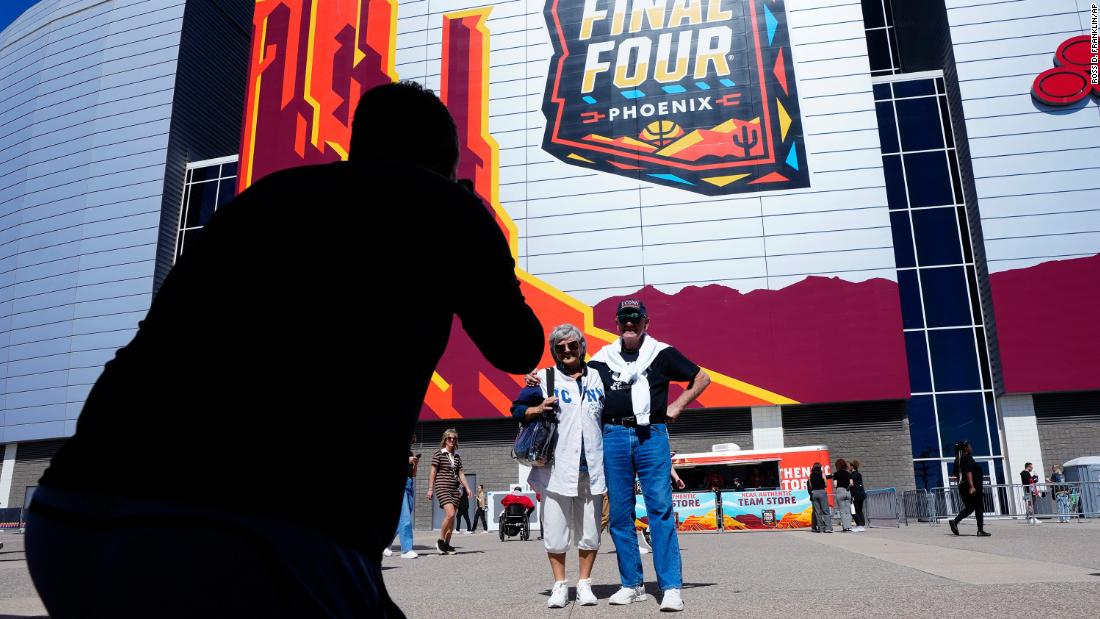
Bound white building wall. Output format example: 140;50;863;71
945;0;1100;272
0;0;186;443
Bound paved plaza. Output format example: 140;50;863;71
1;519;1099;617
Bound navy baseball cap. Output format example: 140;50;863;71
616;299;647;321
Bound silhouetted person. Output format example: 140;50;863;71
25;81;543;618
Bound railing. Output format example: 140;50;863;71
864;488;906;527
913;481;1100;524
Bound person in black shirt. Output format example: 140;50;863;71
950;440;990;537
809;462;832;533
850;459;867;531
833;459;854;532
590;299;710;611
24;82;544;618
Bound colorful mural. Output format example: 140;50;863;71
237;1;910;419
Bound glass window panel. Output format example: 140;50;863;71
892;80;936;99
883;154;907;209
883;0;894;25
920;267;972;328
896;97;945;151
175;231;186;261
876;102;899;153
966;267;983;325
905;331;932;393
189;165;219;183
865;29;892;74
215;179;237;209
195;181;219;227
938;96;955;148
985;392;1001;456
908;396;941;460
936;392;990;457
890;211;915;268
184;182;214;228
862;0;886;29
898;269;924;329
914;460;943;490
948;151;964;204
904;151;954;207
221;161;239;177
928;328;981;392
936;78;945;94
975;327;993;389
912;207;963;266
873;83;892;101
956;206;974;264
888;28;901;70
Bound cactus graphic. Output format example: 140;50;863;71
732;123;759;158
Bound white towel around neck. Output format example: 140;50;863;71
591;334;668;425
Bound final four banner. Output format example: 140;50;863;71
542;0;809;195
636;489;812;531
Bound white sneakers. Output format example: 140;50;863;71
852;526;866;532
382;548;393;557
1029;517;1042;525
576;579;598;606
400;550;418;559
660;588;684;612
548;581;569;608
609;585;647;605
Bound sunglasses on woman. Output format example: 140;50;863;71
554;341;580;354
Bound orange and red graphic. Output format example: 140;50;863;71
237;2;802;420
1032;35;1100;106
239;0;397;191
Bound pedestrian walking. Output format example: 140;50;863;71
428;429;473;554
456;486;473;534
850;459;867;531
950;440;990;537
471;485;489;532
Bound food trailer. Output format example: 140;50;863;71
636;444;833;531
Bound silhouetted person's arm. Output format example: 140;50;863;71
448;188;543;374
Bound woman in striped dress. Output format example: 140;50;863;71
428;428;472;554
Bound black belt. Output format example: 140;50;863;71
602;416;638;426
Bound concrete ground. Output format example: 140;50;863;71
2;519;1098;617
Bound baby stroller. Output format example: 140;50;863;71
498;503;531;541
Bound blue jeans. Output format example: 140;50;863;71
604;423;681;590
395;477;415;553
1056;493;1070;522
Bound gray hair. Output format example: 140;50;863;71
549;323;586;363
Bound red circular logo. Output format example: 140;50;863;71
1031;35;1100;107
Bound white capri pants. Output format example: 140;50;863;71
540;472;603;554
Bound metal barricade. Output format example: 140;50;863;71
924;481;1100;523
864;488;905;527
903;489;938;524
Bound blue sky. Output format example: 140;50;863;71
0;0;41;34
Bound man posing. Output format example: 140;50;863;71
589;300;710;612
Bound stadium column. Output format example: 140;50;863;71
751;406;784;450
1000;395;1045;482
